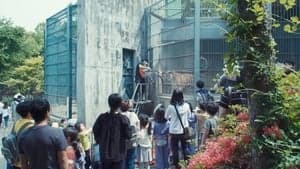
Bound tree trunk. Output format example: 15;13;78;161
236;0;277;168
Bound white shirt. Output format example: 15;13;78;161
137;128;151;148
122;111;140;147
122;111;140;131
0;102;3;113
165;103;190;134
2;108;10;117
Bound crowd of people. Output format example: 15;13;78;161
1;79;222;169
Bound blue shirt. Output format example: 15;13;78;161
153;121;169;146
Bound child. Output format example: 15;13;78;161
75;122;92;169
196;80;214;111
201;103;218;147
63;127;85;169
137;114;152;169
186;103;197;155
153;105;169;169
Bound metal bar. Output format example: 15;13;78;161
67;5;73;119
46;29;67;39
44;61;71;66
44;20;47;96
45;93;70;97
44;84;72;87
149;0;177;11
194;0;201;83
149;10;182;28
150;22;194;37
150;11;164;20
44;72;72;76
149;38;194;48
153;54;193;60
45;50;68;57
46;39;68;47
46;6;69;22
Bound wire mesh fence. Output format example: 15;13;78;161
148;0;226;105
44;4;77;118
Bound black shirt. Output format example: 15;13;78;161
93;112;130;162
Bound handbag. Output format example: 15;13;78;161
174;104;194;140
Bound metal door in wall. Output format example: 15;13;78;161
122;49;135;99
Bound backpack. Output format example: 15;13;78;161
1;122;32;163
196;89;214;106
126;125;138;149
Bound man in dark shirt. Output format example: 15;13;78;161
19;99;68;169
93;93;131;169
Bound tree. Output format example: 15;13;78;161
219;0;299;168
4;56;44;96
0;18;26;78
32;22;45;55
0;18;45;82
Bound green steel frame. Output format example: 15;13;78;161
44;4;77;118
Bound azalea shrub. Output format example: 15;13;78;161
188;137;237;169
255;68;300;168
188;106;251;169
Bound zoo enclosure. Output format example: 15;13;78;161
147;0;227;104
44;4;77;119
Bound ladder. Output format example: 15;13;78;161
131;83;153;115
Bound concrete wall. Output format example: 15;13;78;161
77;0;158;126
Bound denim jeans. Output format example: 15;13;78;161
4;116;9;128
6;163;12;169
125;147;137;169
155;144;169;169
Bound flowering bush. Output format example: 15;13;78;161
188;137;237;169
262;123;282;139
236;112;249;122
188;110;252;169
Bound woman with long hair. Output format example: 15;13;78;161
165;89;191;169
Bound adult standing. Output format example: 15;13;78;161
121;100;140;169
93;94;131;169
19;99;68;169
165;89;191;169
8;101;34;169
215;74;243;116
11;94;24;121
2;102;11;128
0;100;3;127
135;60;151;101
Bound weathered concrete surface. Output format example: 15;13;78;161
77;0;159;126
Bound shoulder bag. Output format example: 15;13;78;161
174;104;194;140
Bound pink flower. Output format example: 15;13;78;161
237;112;249;122
188;137;237;169
262;123;281;139
241;134;251;144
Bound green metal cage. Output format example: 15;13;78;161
44;4;77;118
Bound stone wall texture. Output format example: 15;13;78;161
77;0;158;126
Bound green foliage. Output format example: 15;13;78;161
0;18;26;76
279;0;296;10
4;56;44;96
0;17;44;96
214;0;299;167
218;114;238;135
